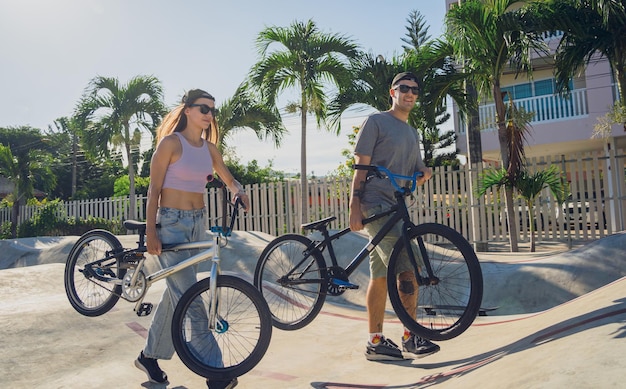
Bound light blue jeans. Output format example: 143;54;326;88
143;207;208;360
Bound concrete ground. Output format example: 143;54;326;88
1;230;625;388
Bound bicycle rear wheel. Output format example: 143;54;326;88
254;234;328;331
387;223;483;341
172;275;272;380
64;230;125;316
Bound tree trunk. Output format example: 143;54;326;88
10;199;19;238
465;82;482;246
615;67;626;132
71;132;77;198
528;200;536;252
503;186;519;252
126;140;136;221
466;83;483;164
494;84;519;252
300;99;308;225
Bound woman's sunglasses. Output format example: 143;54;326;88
394;84;420;95
190;104;217;115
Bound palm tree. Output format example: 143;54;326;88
531;0;626;132
328;10;469;166
445;0;550;251
477;163;568;252
47;117;82;198
0;127;56;237
477;96;568;252
76;75;166;220
248;19;359;223
215;84;287;153
328;41;467;167
516;166;569;251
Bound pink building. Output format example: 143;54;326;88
445;0;625;161
444;0;626;233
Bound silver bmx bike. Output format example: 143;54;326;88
64;177;272;381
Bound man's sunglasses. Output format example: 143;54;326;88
394;84;420;95
190;104;217;115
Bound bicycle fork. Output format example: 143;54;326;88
410;234;439;286
207;234;227;333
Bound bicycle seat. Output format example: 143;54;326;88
124;220;146;231
301;216;336;231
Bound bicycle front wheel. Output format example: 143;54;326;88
64;230;125;316
172;275;272;380
254;234;328;331
387;223;483;341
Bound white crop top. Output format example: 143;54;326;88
162;132;213;193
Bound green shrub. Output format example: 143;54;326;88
0;221;12;239
17;201;125;237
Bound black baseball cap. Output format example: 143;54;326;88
389;72;419;105
391;71;419;86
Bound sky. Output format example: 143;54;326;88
0;0;449;176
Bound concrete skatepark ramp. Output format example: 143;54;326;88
1;230;625;388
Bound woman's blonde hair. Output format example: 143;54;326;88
155;89;219;145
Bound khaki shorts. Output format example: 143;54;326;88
363;205;424;279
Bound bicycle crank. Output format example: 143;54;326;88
327;266;358;296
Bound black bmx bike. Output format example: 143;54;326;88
254;165;483;341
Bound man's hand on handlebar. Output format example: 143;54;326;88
417;167;432;185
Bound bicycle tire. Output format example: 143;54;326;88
64;229;125;316
387;223;483;341
172;275;273;380
254;234;328;331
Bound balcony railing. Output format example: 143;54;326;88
460;89;589;133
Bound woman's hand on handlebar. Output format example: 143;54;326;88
234;191;250;212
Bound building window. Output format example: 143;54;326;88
502;78;570;101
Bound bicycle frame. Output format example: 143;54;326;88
295;166;434;287
143;239;222;326
299;194;427;284
82;178;241;328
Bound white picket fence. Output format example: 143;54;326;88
2;151;625;245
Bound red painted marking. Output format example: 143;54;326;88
532;307;626;344
249;370;298;381
126;322;148;339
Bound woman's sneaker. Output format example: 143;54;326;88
134;351;168;384
402;334;440;358
365;336;404;361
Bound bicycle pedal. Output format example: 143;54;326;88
330;278;359;290
135;303;153;317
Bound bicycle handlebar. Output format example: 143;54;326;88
206;175;243;237
353;164;424;193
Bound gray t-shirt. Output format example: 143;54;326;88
354;111;426;210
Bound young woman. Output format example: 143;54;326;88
134;89;247;389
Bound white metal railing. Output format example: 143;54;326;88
477;89;588;132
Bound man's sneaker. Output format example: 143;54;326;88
402;334;441;358
365;336;404;361
207;377;238;389
134;351;168;384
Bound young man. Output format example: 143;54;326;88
348;72;440;361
